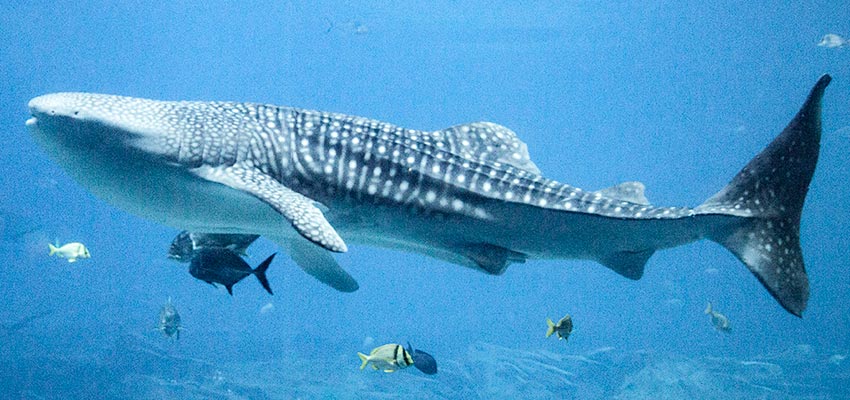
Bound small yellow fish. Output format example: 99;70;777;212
357;343;414;373
48;242;90;262
546;314;573;341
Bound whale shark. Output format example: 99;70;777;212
26;75;831;317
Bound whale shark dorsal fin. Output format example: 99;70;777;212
595;182;650;205
438;122;542;175
193;165;347;253
277;238;359;292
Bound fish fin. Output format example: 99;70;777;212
705;302;712;314
275;237;359;292
598;249;654;280
193;165;347;253
67;257;77;263
48;243;58;256
384;369;396;373
546;318;555;338
594;181;650;205
253;253;276;295
225;285;234;296
358;352;369;370
437;122;541;174
460;243;526;275
696;75;830;317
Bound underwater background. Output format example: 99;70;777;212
2;1;850;398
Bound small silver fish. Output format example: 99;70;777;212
158;297;182;340
357;343;414;372
48;242;90;263
705;302;731;333
818;33;848;48
546;314;573;341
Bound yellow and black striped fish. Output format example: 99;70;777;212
546;314;573;341
357;343;414;372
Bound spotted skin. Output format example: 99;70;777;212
26;75;831;317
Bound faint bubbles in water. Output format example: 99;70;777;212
35;176;59;191
833;126;850;139
664;298;683;308
259;302;274;315
818;33;848;48
828;354;846;366
21;229;53;261
325;19;370;35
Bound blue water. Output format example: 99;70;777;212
2;2;850;398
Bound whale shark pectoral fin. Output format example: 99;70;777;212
594;182;651;205
274;237;359;292
460;243;527;275
193;165;347;253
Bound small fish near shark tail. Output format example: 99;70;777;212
696;74;831;317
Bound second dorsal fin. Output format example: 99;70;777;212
595;181;650;205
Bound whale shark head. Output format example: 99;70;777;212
26;93;220;226
27;93;181;166
26;93;289;233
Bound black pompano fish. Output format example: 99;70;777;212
407;342;437;375
168;231;260;262
189;248;275;295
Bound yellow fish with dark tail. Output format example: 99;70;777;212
357;343;414;373
546;314;573;341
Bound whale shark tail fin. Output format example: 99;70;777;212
696;75;830;317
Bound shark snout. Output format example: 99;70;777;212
28;93;90;120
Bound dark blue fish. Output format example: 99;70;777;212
189;248;275;295
407;342;437;375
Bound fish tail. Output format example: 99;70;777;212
704;302;712;315
696;75;830;317
253;253;276;295
48;243;58;256
545;318;555;338
357;352;369;370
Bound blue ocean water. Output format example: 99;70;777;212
1;1;849;398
